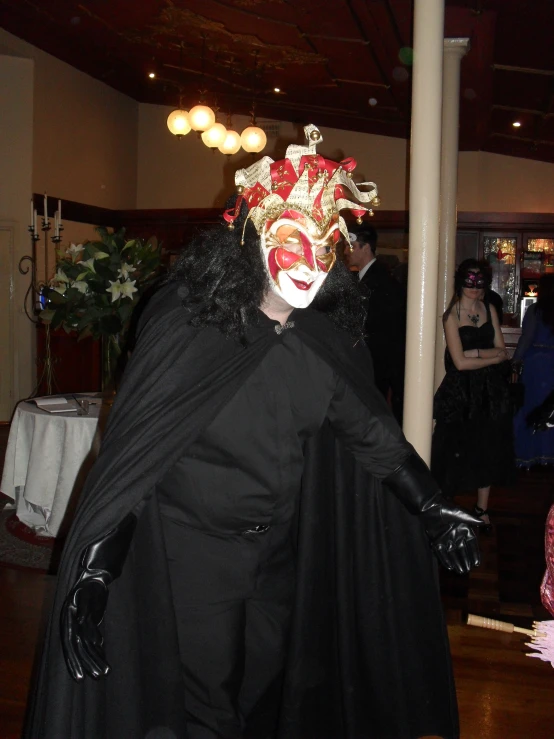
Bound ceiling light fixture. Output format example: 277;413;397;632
274;87;281;93
148;72;156;79
241;105;267;154
189;103;216;132
189;36;216;133
219;128;242;156
201;121;227;148
241;125;267;153
240;57;267;155
513;121;522;128
167;109;191;138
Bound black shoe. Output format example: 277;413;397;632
473;505;493;534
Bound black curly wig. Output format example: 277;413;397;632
165;197;365;342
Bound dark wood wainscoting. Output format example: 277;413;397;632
36;325;101;396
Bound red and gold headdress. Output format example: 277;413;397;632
223;124;379;243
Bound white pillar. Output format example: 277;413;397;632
434;38;470;392
403;0;445;464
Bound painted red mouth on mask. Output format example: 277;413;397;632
288;277;312;291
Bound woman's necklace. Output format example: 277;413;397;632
457;302;480;326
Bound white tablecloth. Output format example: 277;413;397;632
0;396;109;537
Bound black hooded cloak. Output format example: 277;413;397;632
25;282;458;739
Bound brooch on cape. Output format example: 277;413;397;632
274;321;295;335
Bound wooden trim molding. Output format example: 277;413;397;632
33;196;554;234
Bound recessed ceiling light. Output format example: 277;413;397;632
148;72;156;79
368;97;378;107
274;87;281;93
513;121;521;127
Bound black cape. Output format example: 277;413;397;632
25;283;459;739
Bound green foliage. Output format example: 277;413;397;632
39;227;162;349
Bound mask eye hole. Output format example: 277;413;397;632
316;244;333;256
271;225;304;254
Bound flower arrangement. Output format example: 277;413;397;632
40;226;162;386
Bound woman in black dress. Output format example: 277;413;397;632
432;259;515;529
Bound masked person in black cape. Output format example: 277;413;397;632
25;125;483;739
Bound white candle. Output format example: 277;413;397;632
58;199;62;225
33;209;38;236
43;193;49;225
30;199;34;228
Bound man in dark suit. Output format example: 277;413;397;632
345;225;406;423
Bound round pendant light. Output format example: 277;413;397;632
188;104;216;132
240;125;267;153
167;109;191;137
201;122;227;148
218;129;242;155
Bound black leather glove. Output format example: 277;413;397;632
60;512;137;681
527;390;554;433
384;454;484;575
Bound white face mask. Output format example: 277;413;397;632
260;211;339;309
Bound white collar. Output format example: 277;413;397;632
358;257;376;281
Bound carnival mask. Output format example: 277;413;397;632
223;125;380;308
462;271;486;289
260;210;340;309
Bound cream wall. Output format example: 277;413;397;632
138;101;554;214
137;104;410;210
458;151;554;213
0;27;138;210
0;28;138;415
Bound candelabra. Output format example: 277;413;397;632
20;194;64;321
19;194;64;395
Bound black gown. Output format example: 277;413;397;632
25;282;459;739
431;309;515;496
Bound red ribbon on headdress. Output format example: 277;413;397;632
340;157;357;173
223;195;244;225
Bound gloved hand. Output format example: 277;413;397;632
60;512;137;681
384;454;484;575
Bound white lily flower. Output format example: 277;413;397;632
118;262;135;280
120;279;138;300
71;280;89;294
51;269;69;284
49;270;69;294
81;258;96;272
66;243;85;260
106;280;123;303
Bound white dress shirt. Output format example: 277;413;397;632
358;257;377;281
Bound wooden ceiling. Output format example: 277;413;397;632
1;0;554;162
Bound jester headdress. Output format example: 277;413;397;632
223;124;379;242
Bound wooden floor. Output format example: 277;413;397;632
1;421;554;738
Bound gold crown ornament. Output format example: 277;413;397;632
223;124;378;244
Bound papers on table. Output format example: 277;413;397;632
29;395;102;414
30;397;79;413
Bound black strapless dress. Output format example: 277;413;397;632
431;318;515;496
